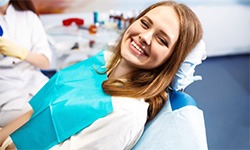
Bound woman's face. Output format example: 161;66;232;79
120;6;180;71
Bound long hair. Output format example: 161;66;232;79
102;1;203;121
10;0;38;15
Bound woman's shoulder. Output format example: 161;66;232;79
111;96;148;119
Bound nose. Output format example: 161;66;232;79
139;30;153;45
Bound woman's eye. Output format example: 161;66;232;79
141;20;149;29
158;37;168;47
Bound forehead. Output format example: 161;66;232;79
143;6;180;44
144;5;180;29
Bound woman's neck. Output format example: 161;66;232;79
109;59;136;79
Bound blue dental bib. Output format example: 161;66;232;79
11;50;113;149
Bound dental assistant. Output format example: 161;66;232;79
0;0;52;127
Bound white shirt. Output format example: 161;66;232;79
0;5;52;110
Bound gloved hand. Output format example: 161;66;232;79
0;37;28;60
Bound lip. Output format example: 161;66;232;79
129;38;148;56
133;39;143;49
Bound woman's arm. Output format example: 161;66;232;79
0;110;34;146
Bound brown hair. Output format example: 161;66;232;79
10;0;38;15
102;1;203;121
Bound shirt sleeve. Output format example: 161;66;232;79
28;11;52;64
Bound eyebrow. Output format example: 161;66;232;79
143;16;172;46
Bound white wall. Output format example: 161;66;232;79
40;1;250;57
192;5;250;56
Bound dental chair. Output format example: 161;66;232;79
134;40;208;150
133;90;207;150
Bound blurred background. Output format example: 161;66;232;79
33;0;249;149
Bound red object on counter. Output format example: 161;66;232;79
62;18;84;26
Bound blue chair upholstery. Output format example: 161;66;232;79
169;90;197;111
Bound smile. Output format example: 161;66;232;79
131;41;146;55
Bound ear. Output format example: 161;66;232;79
171;40;206;91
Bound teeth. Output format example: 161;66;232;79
132;41;144;54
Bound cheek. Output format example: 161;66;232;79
121;29;131;45
125;22;141;36
121;26;137;49
151;46;172;66
161;50;172;61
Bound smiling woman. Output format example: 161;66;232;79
103;1;203;121
119;6;180;70
0;1;206;149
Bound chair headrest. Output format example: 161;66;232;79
169;90;197;111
